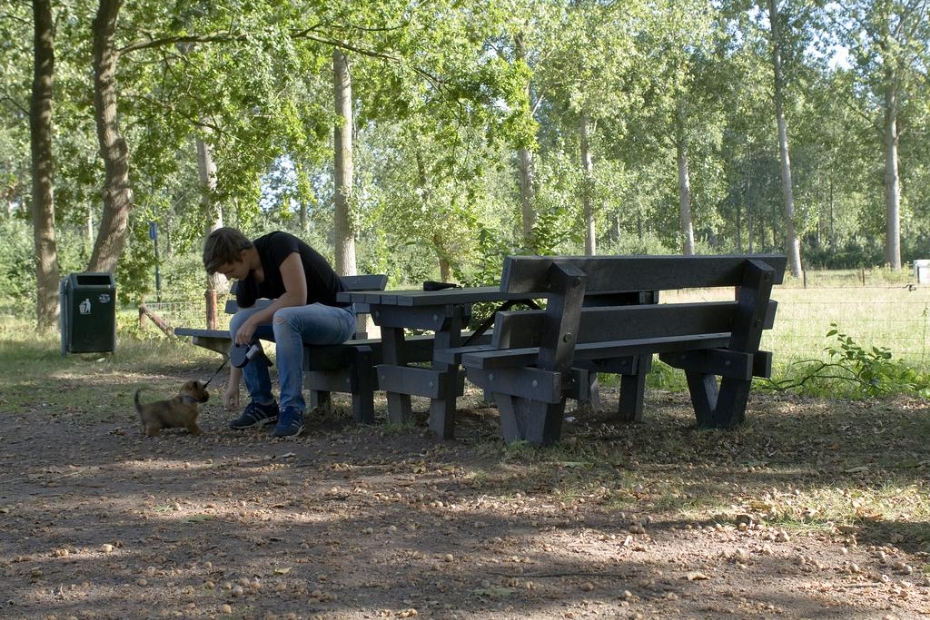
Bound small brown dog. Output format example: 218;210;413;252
134;380;210;437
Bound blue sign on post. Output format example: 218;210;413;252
148;221;157;240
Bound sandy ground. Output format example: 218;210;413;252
1;372;929;620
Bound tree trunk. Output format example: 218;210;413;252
198;134;225;328
515;33;537;251
676;143;695;255
882;74;901;269
518;148;537;250
30;0;59;331
87;0;132;274
675;103;695;256
579;113;596;256
768;0;802;277
746;148;754;252
197;135;219;229
332;49;356;277
296;161;309;232
439;256;451;282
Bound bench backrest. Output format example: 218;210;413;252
223;274;389;338
493;255;787;362
500;254;786;294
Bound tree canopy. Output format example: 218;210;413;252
1;0;928;323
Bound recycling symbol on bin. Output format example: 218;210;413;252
79;298;91;315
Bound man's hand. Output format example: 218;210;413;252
234;317;258;345
223;382;240;411
223;366;243;411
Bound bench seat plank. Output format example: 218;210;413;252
460;333;732;370
490;301;778;348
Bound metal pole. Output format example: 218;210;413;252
150;221;162;303
154;234;162;303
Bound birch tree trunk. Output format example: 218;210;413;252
515;33;537;250
676;142;696;256
197;136;219;229
87;0;132;274
882;71;901;269
332;49;356;276
30;0;59;331
675;103;695;256
768;0;802;277
518;147;537;250
579;113;596;256
198;134;225;328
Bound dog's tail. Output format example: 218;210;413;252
134;388;145;414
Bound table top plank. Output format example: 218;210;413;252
338;286;530;307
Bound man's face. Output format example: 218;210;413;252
215;254;249;281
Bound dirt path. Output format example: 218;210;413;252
1;376;929;619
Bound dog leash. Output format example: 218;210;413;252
202;357;229;389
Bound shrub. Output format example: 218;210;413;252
765;323;930;398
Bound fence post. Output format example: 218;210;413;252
206;289;218;330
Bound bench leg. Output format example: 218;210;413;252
707;377;752;428
495;394;566;445
427;307;468;440
310;389;332;412
685;371;718;426
429;362;460;440
615;354;651;422
380;327;413;425
686;372;752;428
618;372;647;422
351;349;377;425
572;369;600;412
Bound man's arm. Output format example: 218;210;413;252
232;252;307;345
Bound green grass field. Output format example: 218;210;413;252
664;268;930;375
2;267;928;389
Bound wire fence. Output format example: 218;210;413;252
762;287;930;371
147;284;930;372
664;284;930;371
141;299;231;333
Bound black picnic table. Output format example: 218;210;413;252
336;286;533;439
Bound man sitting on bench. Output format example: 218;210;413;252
202;227;356;438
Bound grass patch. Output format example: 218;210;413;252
0;311;224;421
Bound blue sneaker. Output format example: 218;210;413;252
229;401;279;430
271;407;304;438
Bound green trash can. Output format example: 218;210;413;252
60;272;117;355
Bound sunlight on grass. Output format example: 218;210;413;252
752;480;930;539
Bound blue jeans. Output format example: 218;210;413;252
229;303;356;413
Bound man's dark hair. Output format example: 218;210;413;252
203;227;254;274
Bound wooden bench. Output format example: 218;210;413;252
175;275;433;424
437;254;786;444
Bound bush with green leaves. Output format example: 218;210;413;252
766;323;930;398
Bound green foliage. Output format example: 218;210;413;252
0;218;38;304
767;323;930;398
4;0;930;316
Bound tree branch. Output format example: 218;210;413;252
118;26;448;91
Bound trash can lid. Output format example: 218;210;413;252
69;272;115;286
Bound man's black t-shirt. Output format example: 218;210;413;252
235;231;347;309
